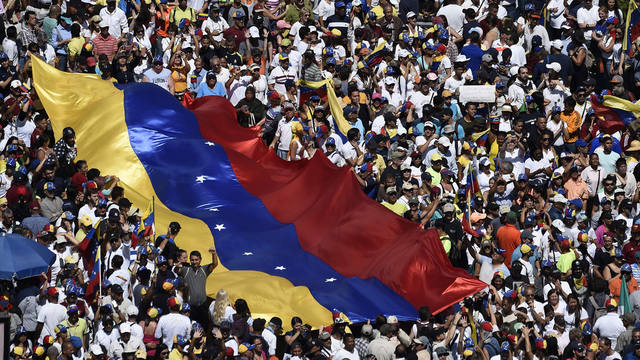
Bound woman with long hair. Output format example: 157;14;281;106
9;327;32;358
563;294;588;331
210;289;235;328
231;298;252;343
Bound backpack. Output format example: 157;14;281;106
589;295;608;323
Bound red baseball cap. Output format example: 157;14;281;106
47;287;59;297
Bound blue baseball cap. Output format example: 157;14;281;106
7;144;18;152
576;139;588;147
69;336;82;349
326;137;336;146
326;57;336;65
153;55;163;64
622;263;632;272
174;335;189;347
524;3;535;11
97;198;108;207
0;53;7;60
157;255;168;264
335;1;346;7
363;152;374;161
569;199;583;209
500;342;510;352
6;157;15;168
542;259;552;268
518;173;527;181
44;182;56;191
551;106;562;114
310;94;320;102
495;82;505;88
615;248;624;258
181;303;191;312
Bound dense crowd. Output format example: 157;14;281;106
1;0;640;359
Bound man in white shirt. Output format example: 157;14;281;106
577;0;599;41
594;300;626;349
268;54;297;96
261;317;281;356
77;191;100;225
36;287;68;343
436;0;464;34
333;334;360;360
269;102;296;160
99;0;129;38
154;297;191;349
201;6;228;43
107;255;131;299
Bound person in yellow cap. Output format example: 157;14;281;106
268;52;297;97
425;153;443;185
381;186;408;216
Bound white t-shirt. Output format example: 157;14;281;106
577;6;599;40
546;119;567;146
37;302;68;343
207;301;236;323
594;313;626;349
274;118;295;151
314;0;335;20
524;157;551;177
334;348;360;360
444;76;466;93
547;0;566;29
154;313;191;349
436;5;465;33
78;204;100;226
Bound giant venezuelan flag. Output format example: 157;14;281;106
32;56;486;326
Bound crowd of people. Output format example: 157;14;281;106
1;0;640;358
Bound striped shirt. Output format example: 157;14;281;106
93;34;118;62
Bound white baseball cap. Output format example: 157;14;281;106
546;62;561;73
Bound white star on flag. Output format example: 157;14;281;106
214;224;226;231
243;252;253;256
205;141;215;146
274;266;286;270
196;175;206;183
325;278;337;283
208;208;220;212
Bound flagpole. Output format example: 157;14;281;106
98;245;102;299
152;196;156;242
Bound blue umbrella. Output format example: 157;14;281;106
0;233;56;279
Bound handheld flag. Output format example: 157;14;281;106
364;41;388;67
624;0;640;55
620;276;632;314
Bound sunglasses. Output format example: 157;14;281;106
542;138;551;141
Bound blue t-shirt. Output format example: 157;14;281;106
461;44;484;75
196;81;227;98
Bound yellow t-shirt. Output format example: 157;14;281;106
169;348;183;360
426;167;442;186
68;37;85;57
60;318;88;340
557;251;576;273
170;6;197;25
382;201;408;216
441;235;451;255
